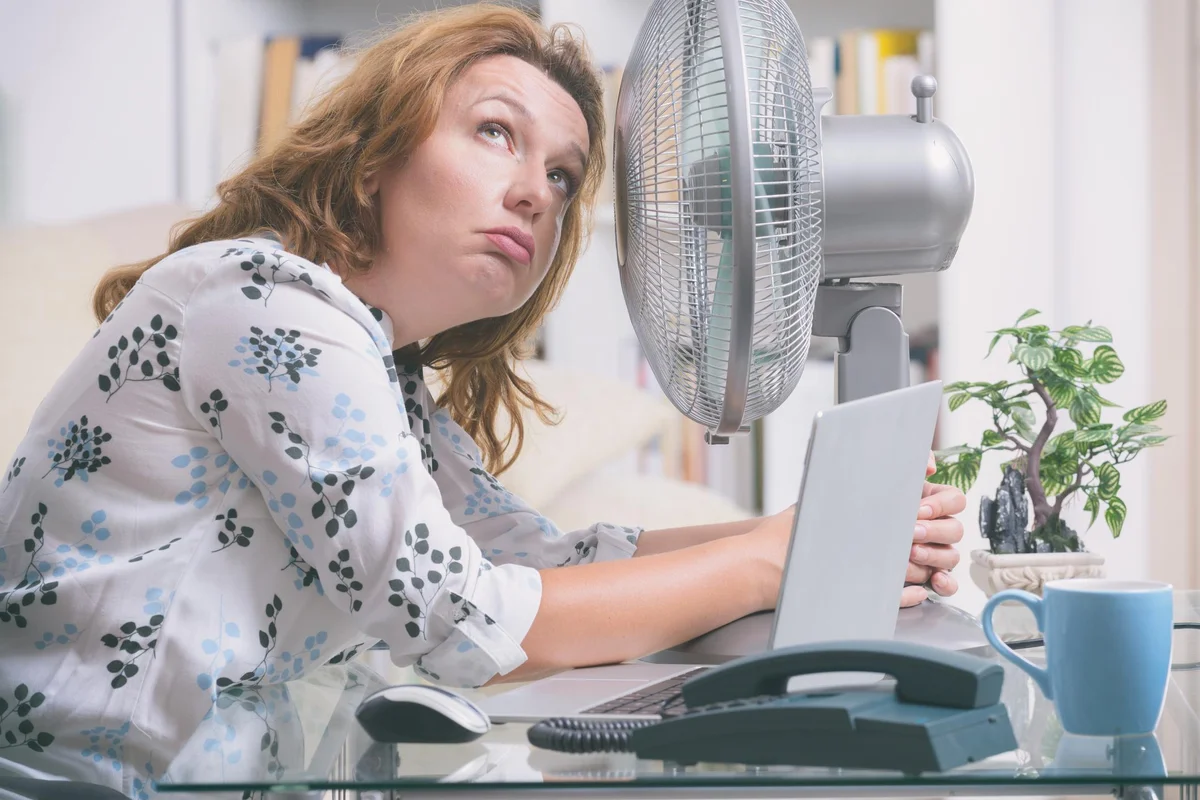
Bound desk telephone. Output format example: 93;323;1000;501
527;641;1018;774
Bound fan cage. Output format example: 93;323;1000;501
616;0;824;432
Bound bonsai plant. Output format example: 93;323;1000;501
930;309;1168;563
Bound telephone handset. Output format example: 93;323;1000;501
528;640;1018;775
630;640;1018;773
681;639;1005;708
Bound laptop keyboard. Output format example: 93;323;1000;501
580;667;710;717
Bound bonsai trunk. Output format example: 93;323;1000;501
1024;379;1059;529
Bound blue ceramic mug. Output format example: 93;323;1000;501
982;579;1173;736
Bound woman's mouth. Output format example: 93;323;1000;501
484;228;534;266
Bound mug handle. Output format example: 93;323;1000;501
982;589;1053;699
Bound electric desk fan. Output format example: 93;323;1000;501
614;0;974;443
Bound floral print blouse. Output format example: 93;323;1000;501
0;237;641;797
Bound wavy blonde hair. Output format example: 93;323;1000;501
91;3;606;475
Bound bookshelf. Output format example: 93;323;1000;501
176;0;538;210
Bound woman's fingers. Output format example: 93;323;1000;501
906;471;965;608
900;584;929;607
910;542;961;571
906;561;934;585
930;569;959;597
913;517;964;545
918;482;967;519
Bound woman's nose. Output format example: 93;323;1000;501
504;163;554;218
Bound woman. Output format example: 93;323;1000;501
0;3;964;793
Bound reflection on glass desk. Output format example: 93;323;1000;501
20;594;1200;798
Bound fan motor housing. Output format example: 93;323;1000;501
818;113;974;280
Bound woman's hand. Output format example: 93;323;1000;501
900;454;966;607
742;505;796;611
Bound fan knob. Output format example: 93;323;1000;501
911;75;937;123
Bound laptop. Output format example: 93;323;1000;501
476;380;986;722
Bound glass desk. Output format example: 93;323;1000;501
108;593;1200;797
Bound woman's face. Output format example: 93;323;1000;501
354;54;590;347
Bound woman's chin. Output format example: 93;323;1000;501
468;257;524;311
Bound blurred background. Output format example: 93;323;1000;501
0;0;1196;614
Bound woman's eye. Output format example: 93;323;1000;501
548;170;575;196
479;122;510;145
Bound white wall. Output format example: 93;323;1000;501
936;0;1153;613
0;1;177;226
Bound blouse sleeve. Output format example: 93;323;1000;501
405;377;643;570
177;251;543;688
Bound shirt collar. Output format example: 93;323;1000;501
318;258;395;351
368;304;396;350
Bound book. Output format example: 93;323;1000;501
883;54;921;115
290;36;348;124
258;36;301;154
215;36;265;183
858;30;921;115
835;30;860;114
806;36;836;114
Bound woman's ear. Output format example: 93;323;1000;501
363;172;380;196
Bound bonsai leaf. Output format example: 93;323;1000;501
1083;491;1101;529
1040;447;1080;496
981;429;1007;448
1073;325;1113;343
1073;424;1113;445
1046;430;1075;454
1117;423;1161;441
1040;465;1073;497
1022;325;1052;347
1052;347;1088;379
929;450;981;493
1044;375;1077;408
1122;400;1167;425
927;463;953;487
1012;406;1037;441
1016;308;1042;324
1105;496;1127;537
954;450;982;491
1069;390;1102;426
1088;345;1125;384
944;381;974;392
986;333;1004;358
1096;461;1121;500
948;392;971;412
933;445;974;459
1013;343;1053;371
1141;435;1169;447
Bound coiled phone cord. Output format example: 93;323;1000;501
526;715;657;753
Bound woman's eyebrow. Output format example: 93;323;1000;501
477;93;532;119
475;93;588;174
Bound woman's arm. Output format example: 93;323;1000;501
631;517;761;557
497;519;787;684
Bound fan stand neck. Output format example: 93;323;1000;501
812;282;912;404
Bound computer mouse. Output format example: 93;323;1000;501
355;684;491;743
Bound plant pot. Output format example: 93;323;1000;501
969;549;1107;598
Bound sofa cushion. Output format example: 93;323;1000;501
0;204;192;461
541;468;750;534
430;359;682;508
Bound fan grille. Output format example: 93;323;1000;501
615;0;823;431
